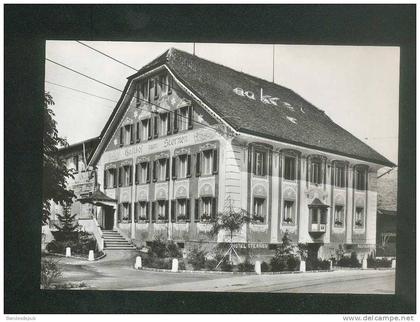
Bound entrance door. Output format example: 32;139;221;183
104;207;115;230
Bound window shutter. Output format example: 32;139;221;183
151;201;156;222
119;127;124;146
152;160;157;182
118;167;123;187
134;202;138;222
135;163;139;185
129;165;133;185
136;122;140;142
171;200;176;223
167;112;172;135
113;170;117;188
186;199;190;220
130;124;134;144
188;105;193;129
262;152;267;176
172;156;177;180
146;162;151;183
146;201;150;221
269;152;272;176
186;154;191;178
128;203;132;220
153;115;159;138
253;151;257;175
103;169;107;189
212;149;218;174
165;200;169;220
194;199;200;222
248;148;252;173
212;197;218;219
196;153;201;177
173;110;178;133
147;119;152;140
166;158;170;181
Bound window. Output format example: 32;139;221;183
283;200;294;224
148;79;155;102
202;197;212;218
139;162;149;184
141;119;149;141
157;200;167;221
334;205;344;226
123;165;132;186
140;81;148;101
107;168;116;188
203;150;213;175
334;165;346;188
310;159;322;184
178;106;189;131
284;156;296;180
311;208;327;225
253;198;265;223
355;168;366;190
160;113;168;136
355;207;364;228
254;150;267;176
69;155;79;172
158;159;167;181
124;125;131;145
120;203;131;222
178;154;188;178
137;201;148;221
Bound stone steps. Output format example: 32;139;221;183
102;230;136;250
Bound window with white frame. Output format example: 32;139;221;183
177;199;187;217
310;159;322;184
178;154;188;178
124;125;131;145
253;198;265;223
124;165;131;186
141;119;149;141
108;168;116;187
284;156;296;180
283;200;294;224
354;168;366;190
334;205;344;226
157;200;166;220
160;113;168;136
355;207;364;228
202;197;212;218
178;106;188;131
334;165;346;188
121;203;130;221
202;150;213;175
254;150;266;176
158;158;167;181
140;162;148;184
138;201;147;220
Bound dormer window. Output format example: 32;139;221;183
178;106;189;131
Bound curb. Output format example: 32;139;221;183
46;252;107;261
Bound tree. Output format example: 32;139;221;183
210;196;250;264
54;204;78;233
42;92;75;224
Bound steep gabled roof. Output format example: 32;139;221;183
128;48;394;167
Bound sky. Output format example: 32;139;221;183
45;41;400;164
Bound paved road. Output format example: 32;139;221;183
51;250;395;293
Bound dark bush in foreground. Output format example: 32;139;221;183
367;255;392;268
306;258;331;271
187;247;207;270
46;232;100;257
142;255;172;269
261;261;270;272
336;252;361;268
41;258;62;289
237;260;254;272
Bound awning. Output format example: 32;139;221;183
308;198;330;208
78;189;117;205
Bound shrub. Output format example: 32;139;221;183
178;260;186;270
237;260;254;272
166;240;182;258
286;256;300;271
337;252;361;268
219;259;233;272
367;254;392;268
187;246;207;270
306;258;331;271
261;261;270;272
204;259;219;271
270;256;287;272
148;235;182;259
41;258;62;289
142;255;172;269
46;240;64;254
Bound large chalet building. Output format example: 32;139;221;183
81;48;393;259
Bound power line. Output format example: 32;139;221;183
45;80;117;103
46;58;123;93
76;41;138;71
